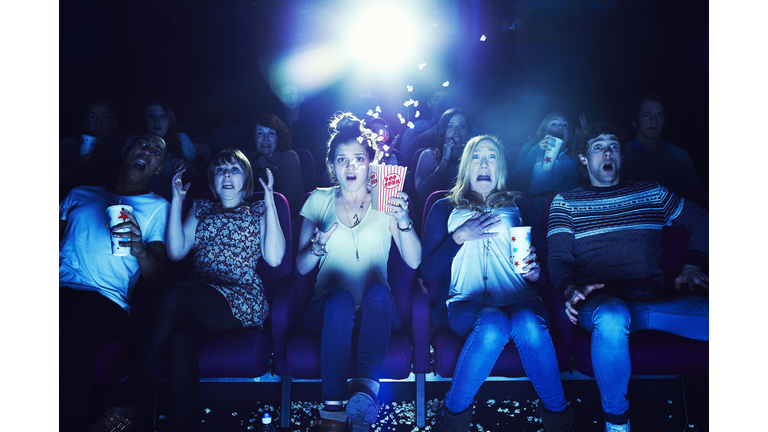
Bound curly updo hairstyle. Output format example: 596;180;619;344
324;112;379;185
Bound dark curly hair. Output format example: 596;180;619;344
247;112;294;152
324;112;378;185
572;123;626;178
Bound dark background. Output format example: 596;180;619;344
59;0;708;186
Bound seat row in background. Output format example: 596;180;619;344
92;187;708;430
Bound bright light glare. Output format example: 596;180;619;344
348;3;423;70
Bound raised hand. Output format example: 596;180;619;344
564;283;605;325
171;166;191;202
310;223;338;257
258;168;275;194
386;191;411;225
451;211;501;245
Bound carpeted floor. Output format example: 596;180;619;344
91;375;709;431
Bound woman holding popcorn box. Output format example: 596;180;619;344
420;135;573;432
296;112;420;432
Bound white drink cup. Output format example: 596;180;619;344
541;136;563;170
80;134;98;155
106;205;133;256
507;226;532;273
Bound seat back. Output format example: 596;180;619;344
294;149;317;196
504;145;523;174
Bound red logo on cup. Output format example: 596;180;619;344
370;172;378;188
383;173;401;189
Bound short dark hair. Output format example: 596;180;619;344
207;148;254;200
631;93;665;125
132;132;168;161
83;98;116;121
325;112;377;185
247;112;293;152
573;123;626;178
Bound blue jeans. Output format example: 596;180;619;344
579;292;709;423
445;298;567;414
303;284;401;402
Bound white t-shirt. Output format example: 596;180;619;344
59;186;170;313
300;187;392;308
446;206;536;308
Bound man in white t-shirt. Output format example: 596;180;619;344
59;132;171;432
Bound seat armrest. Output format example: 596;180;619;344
271;275;298;376
537;282;572;371
411;279;431;374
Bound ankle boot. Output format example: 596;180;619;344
540;406;575;432
79;406;136;432
313;407;348;432
434;400;472;432
605;420;630;432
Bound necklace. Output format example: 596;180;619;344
340;190;365;227
338;189;365;261
482;237;491;302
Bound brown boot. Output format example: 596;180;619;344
311;407;348;432
79;406;136;432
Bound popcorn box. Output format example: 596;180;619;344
369;163;407;211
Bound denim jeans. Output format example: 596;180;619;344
579;292;709;423
445;298;567;414
303;284;401;402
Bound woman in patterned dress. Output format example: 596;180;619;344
85;148;285;432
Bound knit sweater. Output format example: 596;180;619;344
546;181;708;295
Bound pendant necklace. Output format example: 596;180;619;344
340;190;365;261
482;237;491;302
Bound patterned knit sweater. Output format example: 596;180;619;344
546;181;708;295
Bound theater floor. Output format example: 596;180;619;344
91;373;709;432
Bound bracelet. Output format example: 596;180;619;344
397;219;413;233
311;241;327;257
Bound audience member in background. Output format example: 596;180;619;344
60;133;171;432
177;89;240;160
547;123;709;432
399;86;450;162
296;113;420;432
83;149;285;432
621;94;705;191
421;135;574;432
414;108;475;205
278;84;330;186
508;112;583;210
60;98;126;201
367;116;399;166
242;112;304;219
122;101;204;202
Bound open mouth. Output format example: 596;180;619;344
602;161;614;172
476;175;492;182
134;158;147;172
345;174;357;182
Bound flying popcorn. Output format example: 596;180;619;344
400;117;406;124
419;63;426;69
407;85;413;92
407;121;415;129
442;81;450;87
415;111;420;118
480;35;487;41
367;109;374;116
375;106;381;112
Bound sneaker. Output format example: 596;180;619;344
434;399;472;432
605;420;630;432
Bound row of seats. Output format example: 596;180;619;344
91;189;708;429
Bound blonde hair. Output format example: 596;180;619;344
447;135;519;211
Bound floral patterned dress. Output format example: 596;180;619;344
191;199;268;330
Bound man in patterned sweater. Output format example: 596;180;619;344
546;123;708;432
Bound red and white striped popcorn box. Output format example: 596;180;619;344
369;163;407;211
